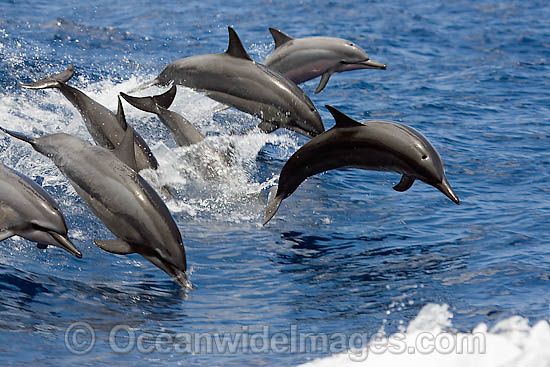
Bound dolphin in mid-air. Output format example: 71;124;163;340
263;105;460;225
20;65;159;172
264;28;386;94
0;124;189;287
0;162;81;258
133;27;325;138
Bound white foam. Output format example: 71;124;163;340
0;74;298;223
299;304;550;367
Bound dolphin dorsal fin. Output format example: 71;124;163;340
268;28;294;49
225;27;252;61
116;96;128;130
325;105;363;128
113;101;138;171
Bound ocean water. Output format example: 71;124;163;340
1;0;550;366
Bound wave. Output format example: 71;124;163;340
299;303;550;367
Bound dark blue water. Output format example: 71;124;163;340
1;0;550;365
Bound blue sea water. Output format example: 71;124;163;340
1;0;550;365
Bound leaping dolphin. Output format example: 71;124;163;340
0;162;81;258
133;27;325;138
20;65;159;172
0;125;188;287
264;28;387;94
263;105;460;225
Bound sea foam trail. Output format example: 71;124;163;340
0;75;299;223
299;303;550;367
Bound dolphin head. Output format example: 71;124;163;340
142;243;190;289
330;39;387;72
0;127;89;164
289;103;325;138
398;127;459;204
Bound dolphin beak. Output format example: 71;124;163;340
357;59;387;70
48;231;83;258
433;177;460;205
0;127;36;145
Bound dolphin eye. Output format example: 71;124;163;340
421;154;428;160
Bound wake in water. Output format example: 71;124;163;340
0;72;300;224
301;303;550;367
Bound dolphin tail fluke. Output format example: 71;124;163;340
120;85;177;114
0;127;36;145
20;65;75;89
263;186;283;225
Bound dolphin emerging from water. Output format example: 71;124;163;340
0;162;81;258
0;125;189;287
120;86;205;147
264;28;386;94
133;27;325;138
20;65;159;172
263;105;460;225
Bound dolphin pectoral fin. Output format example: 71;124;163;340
268;28;294;49
20;65;75;89
94;238;135;255
225;27;253;61
112;108;139;172
263;186;283;225
0;230;14;242
36;243;48;250
393;175;415;192
258;121;279;133
314;71;333;94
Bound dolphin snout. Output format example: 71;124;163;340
434;177;460;205
48;231;82;258
359;59;387;70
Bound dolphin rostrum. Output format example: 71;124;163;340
264;28;386;94
263;105;460;225
134;27;325;138
0;126;188;287
20;65;159;172
0;162;81;258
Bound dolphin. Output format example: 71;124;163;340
134;27;325;138
263;105;460;225
120;86;205;147
20;65;159;172
264;28;387;94
0;125;188;287
0;162;81;258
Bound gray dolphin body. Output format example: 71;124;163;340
0;162;81;258
264;106;460;225
264;28;387;94
120;86;205;147
20;65;159;172
137;27;324;138
1;126;188;287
